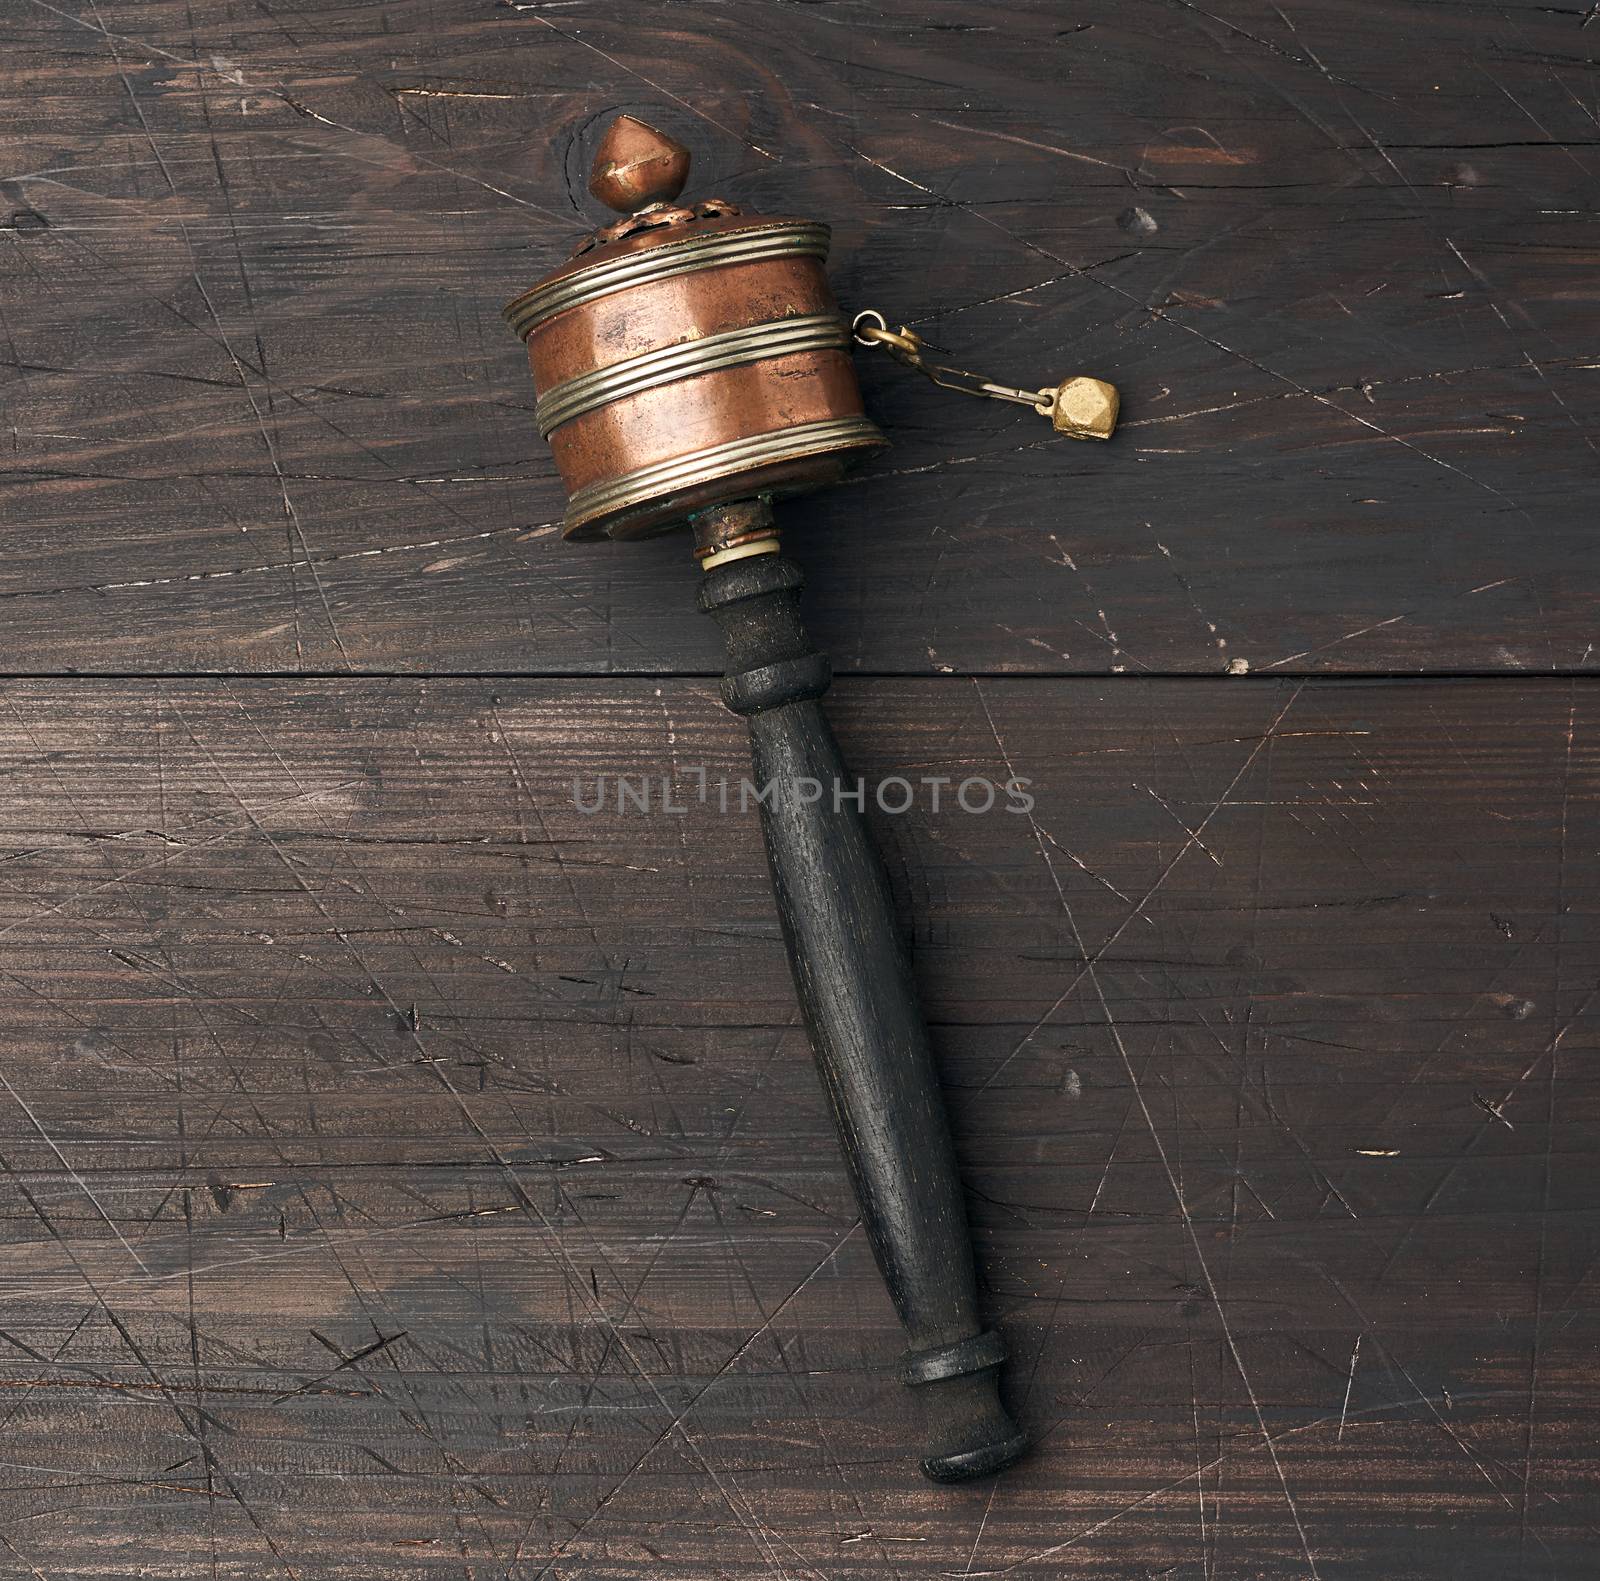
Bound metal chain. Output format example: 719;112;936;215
850;310;1058;417
849;309;1120;442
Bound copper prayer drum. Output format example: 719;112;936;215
502;116;886;541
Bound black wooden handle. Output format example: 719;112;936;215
698;550;1025;1483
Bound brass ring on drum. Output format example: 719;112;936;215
699;538;781;571
503;222;832;342
536;314;851;437
562;415;886;535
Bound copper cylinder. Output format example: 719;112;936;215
504;119;886;541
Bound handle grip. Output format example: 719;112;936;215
698;550;1025;1483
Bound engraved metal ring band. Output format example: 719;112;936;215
503;222;832;341
536;313;852;436
563;415;885;533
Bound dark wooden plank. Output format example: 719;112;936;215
1;1;1594;675
0;675;1592;1576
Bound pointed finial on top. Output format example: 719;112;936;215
589;115;691;214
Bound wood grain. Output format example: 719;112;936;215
0;677;1592;1576
2;0;1596;1573
0;0;1594;674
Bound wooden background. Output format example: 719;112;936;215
0;1;1596;1576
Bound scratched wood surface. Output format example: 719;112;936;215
1;0;1596;675
1;1;1598;1578
0;678;1592;1578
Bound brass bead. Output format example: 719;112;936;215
1051;377;1119;441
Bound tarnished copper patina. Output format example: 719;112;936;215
503;115;886;541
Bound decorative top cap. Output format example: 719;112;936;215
589;115;691;214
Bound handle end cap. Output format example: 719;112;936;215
922;1426;1029;1484
907;1332;1027;1483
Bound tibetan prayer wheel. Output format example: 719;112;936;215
503;113;1119;1483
